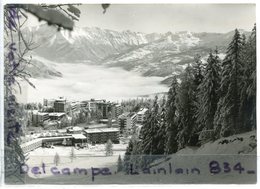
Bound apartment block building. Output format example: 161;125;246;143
137;108;149;123
32;111;49;126
84;128;120;144
118;112;137;133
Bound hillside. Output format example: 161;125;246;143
176;130;256;155
25;131;257;184
25;56;62;78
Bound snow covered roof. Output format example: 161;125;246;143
38;112;49;116
58;129;67;133
100;119;108;122
55;97;66;101
68;126;83;131
100;119;117;122
49;112;66;117
119;112;136;119
32;111;48;116
72;134;86;139
137;108;148;115
84;128;119;134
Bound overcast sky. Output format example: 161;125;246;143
28;4;256;33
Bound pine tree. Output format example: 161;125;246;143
156;96;167;154
105;139;113;156
165;76;179;154
140;96;161;155
123;136;140;173
239;25;256;131
214;29;244;137
193;54;205;87
129;139;142;169
123;139;134;173
117;155;123;172
54;152;60;166
69;147;76;162
191;55;205;135
196;51;221;133
176;65;197;149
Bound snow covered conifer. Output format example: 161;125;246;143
176;65;197;149
165;76;179;154
54;152;60;166
196;51;221;133
156;96;167;154
239;25;256;131
105;139;113;156
214;29;244;137
140;96;161;155
117;155;123;172
192;54;204;87
123;139;134;173
69;147;76;162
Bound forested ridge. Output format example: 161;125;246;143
123;25;256;172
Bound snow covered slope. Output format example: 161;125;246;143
25;131;257;184
177;130;256;155
24;55;62;78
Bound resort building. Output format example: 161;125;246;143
84;128;120;144
69;101;80;113
115;104;123;118
32;111;49;126
137;108;149;123
118;112;137;133
21;134;88;153
43;98;55;107
54;97;67;112
66;126;83;134
49;112;66;120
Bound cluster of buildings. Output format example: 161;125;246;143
31;97;78;127
30;98;123;127
22;97;150;154
21;126;120;153
30;97;149;131
81;99;123;119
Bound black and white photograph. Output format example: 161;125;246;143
2;2;257;185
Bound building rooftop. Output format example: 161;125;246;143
67;126;83;131
49;112;66;117
137;108;149;115
84;99;106;103
34;112;49;116
55;97;66;101
31;110;48;115
84;128;119;134
86;123;108;129
100;119;117;123
58;129;67;133
119;112;137;119
72;134;87;139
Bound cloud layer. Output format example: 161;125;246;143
16;63;168;103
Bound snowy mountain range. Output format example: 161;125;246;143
23;24;249;85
